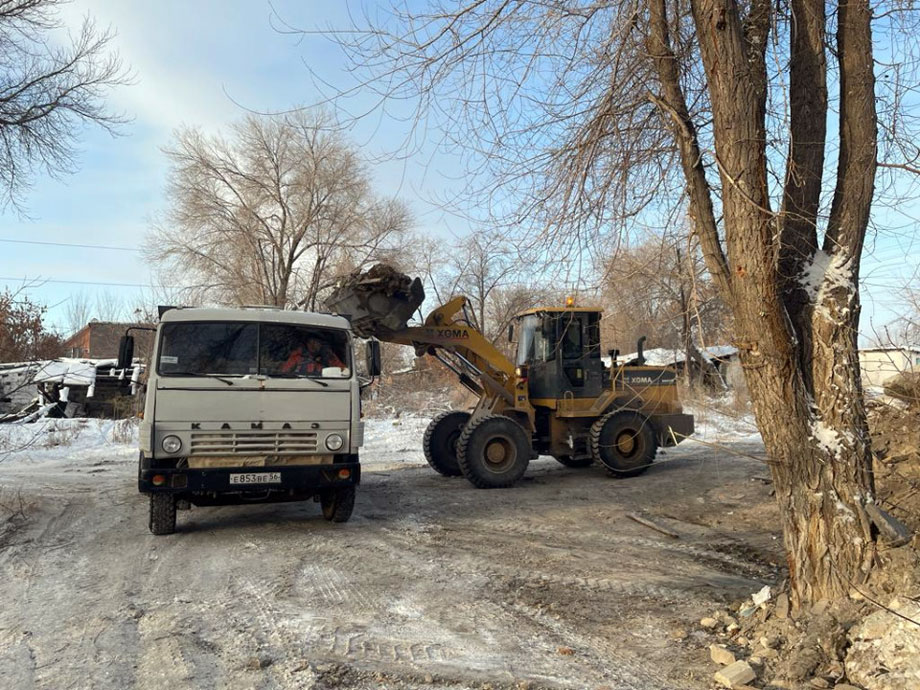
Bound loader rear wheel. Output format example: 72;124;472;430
555;455;594;468
149;493;177;535
591;411;656;477
457;415;531;489
423;411;470;477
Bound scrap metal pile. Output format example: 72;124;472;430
324;264;425;338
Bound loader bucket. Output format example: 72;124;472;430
324;264;425;338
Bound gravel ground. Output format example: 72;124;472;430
0;416;783;690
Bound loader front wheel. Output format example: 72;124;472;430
457;415;531;489
591;411;656;477
423;411;470;477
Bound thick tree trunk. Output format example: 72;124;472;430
649;0;879;606
741;347;874;606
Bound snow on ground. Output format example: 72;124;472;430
0;404;762;473
683;401;761;443
0;404;777;690
0;417;139;468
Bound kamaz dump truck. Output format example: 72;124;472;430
118;306;381;535
324;265;694;489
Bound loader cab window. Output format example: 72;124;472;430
586;312;601;358
515;314;554;365
559;314;583;359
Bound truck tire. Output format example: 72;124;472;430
149;493;177;535
456;415;531;489
555;455;594;468
321;486;356;523
423;411;470;477
590;411;656;477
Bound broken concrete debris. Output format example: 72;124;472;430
710;644;737;665
714;660;756;688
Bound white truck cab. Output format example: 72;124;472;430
120;306;380;535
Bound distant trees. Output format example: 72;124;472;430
148;111;411;309
0;288;62;361
0;0;126;207
599;232;730;381
413;229;555;346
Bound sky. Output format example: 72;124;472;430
0;0;461;334
0;0;917;344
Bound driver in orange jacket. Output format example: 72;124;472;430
281;336;344;376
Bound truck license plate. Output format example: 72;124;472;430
229;472;281;485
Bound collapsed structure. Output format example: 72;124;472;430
0;358;142;422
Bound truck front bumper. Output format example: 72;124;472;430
139;461;360;495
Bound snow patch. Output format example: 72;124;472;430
811;419;847;458
800;250;855;314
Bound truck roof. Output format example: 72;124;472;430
159;307;352;331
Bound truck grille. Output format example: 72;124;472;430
189;430;319;455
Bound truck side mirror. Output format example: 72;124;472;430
365;340;382;377
508;324;514;342
117;335;135;370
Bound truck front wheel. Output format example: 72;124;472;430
321;486;356;523
149;493;177;535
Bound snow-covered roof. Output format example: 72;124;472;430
860;346;920;354
0;358;137;387
32;359;119;386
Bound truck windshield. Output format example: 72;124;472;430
157;322;350;378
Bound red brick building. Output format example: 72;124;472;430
63;322;155;360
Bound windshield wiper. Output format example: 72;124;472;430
166;371;234;386
267;374;329;387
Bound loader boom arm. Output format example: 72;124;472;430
380;296;524;410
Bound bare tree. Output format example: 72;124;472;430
449;231;519;338
64;291;92;336
411;229;555;344
147;111;411;309
94;290;124;322
0;0;127;208
600;231;730;383
0;286;62;361
322;0;920;605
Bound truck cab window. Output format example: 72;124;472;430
158;323;258;376
260;324;350;378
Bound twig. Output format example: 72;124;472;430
670;428;771;464
626;511;680;539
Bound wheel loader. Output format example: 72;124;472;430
325;265;694;489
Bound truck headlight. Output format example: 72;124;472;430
161;435;182;454
325;434;344;451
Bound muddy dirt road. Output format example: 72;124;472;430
0;431;781;689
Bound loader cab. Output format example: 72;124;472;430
512;307;604;401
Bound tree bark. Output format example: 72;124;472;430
649;0;879;606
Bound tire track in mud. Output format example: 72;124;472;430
503;600;693;690
461;516;775;576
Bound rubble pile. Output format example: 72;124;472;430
881;371;920;405
324;264;425;338
699;582;920;690
846;597;920;690
866;395;920;534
